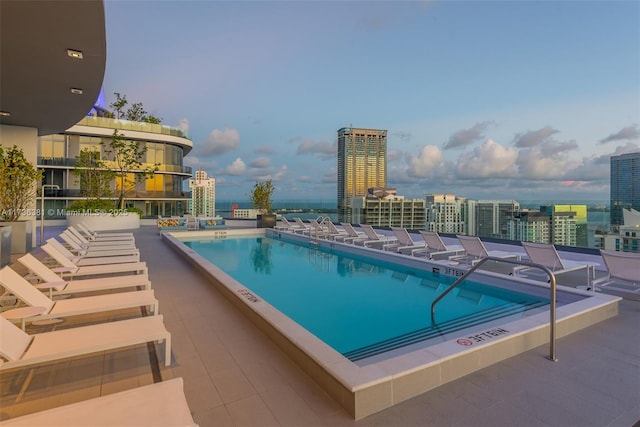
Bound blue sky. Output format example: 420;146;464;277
102;0;639;202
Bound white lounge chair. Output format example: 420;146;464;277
77;222;135;239
520;241;596;286
292;217;312;234
60;230;140;256
1;378;195;426
453;235;525;265
17;253;151;297
326;220;349;241
594;250;640;293
66;228;136;247
335;223;366;243
47;238;140;266
412;231;464;259
383;227;424;254
68;225;135;243
41;243;148;278
0;314;171;370
274;216;294;231
0;266;158;329
354;224;397;248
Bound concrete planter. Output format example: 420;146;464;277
256;214;277;228
0;220;34;254
67;213;140;231
0;225;11;267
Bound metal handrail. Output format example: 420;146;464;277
430;257;558;361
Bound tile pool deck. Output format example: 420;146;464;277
1;225;639;426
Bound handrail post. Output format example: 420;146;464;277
430;257;558;362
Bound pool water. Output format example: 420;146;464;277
185;236;548;360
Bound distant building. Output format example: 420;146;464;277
598;208;640;253
188;170;215;217
425;194;466;234
233;208;262;219
467;200;520;239
506;211;550;243
337;127;387;223
351;188;426;230
610;152;640;227
541;205;584;247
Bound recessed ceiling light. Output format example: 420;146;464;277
0;111;10;117
70;88;83;95
67;49;83;59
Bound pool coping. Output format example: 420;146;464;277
162;229;622;420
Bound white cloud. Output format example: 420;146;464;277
407;145;443;178
249;157;271;168
444;121;493;150
456;139;517;178
512;126;559;148
296;138;336;156
224;157;246;176
195;127;240;157
600;124;639;144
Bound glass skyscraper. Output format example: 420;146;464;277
337;127;387;222
610;152;640;227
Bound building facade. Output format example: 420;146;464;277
467;200;520;239
39;114;193;218
610;152;640;227
506;211;551;243
337;127;387;223
188;170;215;217
425;194;466;234
351;188;426;230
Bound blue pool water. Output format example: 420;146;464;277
184;236;548;360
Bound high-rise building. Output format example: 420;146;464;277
425;194;466;234
467;200;520;239
506;211;550;243
351;188;426;230
188;170;215;217
610;152;640;227
337;127;387;222
542;205;586;247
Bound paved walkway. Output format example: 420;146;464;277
2;225;639;426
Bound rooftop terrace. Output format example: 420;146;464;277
1;225;638;426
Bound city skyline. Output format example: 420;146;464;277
102;1;639;202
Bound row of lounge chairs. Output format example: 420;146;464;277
0;222;197;426
276;219;639;291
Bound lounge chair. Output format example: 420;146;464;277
520;241;596;286
17;253;151;297
0;266;158;329
1;378;195;426
78;221;135;238
292;217;312;234
335;223;366;243
274;216;294;231
383;227;424;254
354;224;398;248
412;231;465;259
594;250;640;293
326;220;349;241
453;235;525;265
66;227;136;247
47;238;140;266
68;225;135;243
0;314;171;370
59;232;140;256
41;243;148;278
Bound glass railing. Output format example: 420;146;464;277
78;116;189;139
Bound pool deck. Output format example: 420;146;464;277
1;225;639;426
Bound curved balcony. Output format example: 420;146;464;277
78;116;188;138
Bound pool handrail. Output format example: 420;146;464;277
430;257;558;362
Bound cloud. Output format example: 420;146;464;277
407;145;443;178
512;126;560;148
176;118;190;134
223;157;246;176
444;121;493;150
255;145;275;155
600;125;639;144
456;139;517;178
249;157;270;168
296;138;336;156
195;127;240;157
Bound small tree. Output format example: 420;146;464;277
249;179;275;214
103;129;158;209
72;149;115;201
0;146;42;222
111;92;162;124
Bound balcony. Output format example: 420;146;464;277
77;116;189;139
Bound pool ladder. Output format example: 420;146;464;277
308;216;330;244
430;257;559;362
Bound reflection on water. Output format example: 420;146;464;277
250;237;273;274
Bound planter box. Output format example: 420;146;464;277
0;220;34;254
67;213;140;231
257;214;277;228
0;225;11;267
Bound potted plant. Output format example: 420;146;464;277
0;145;42;253
249;179;276;228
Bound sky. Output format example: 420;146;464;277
102;0;640;203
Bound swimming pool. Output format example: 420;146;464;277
184;236;549;360
164;228;621;419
